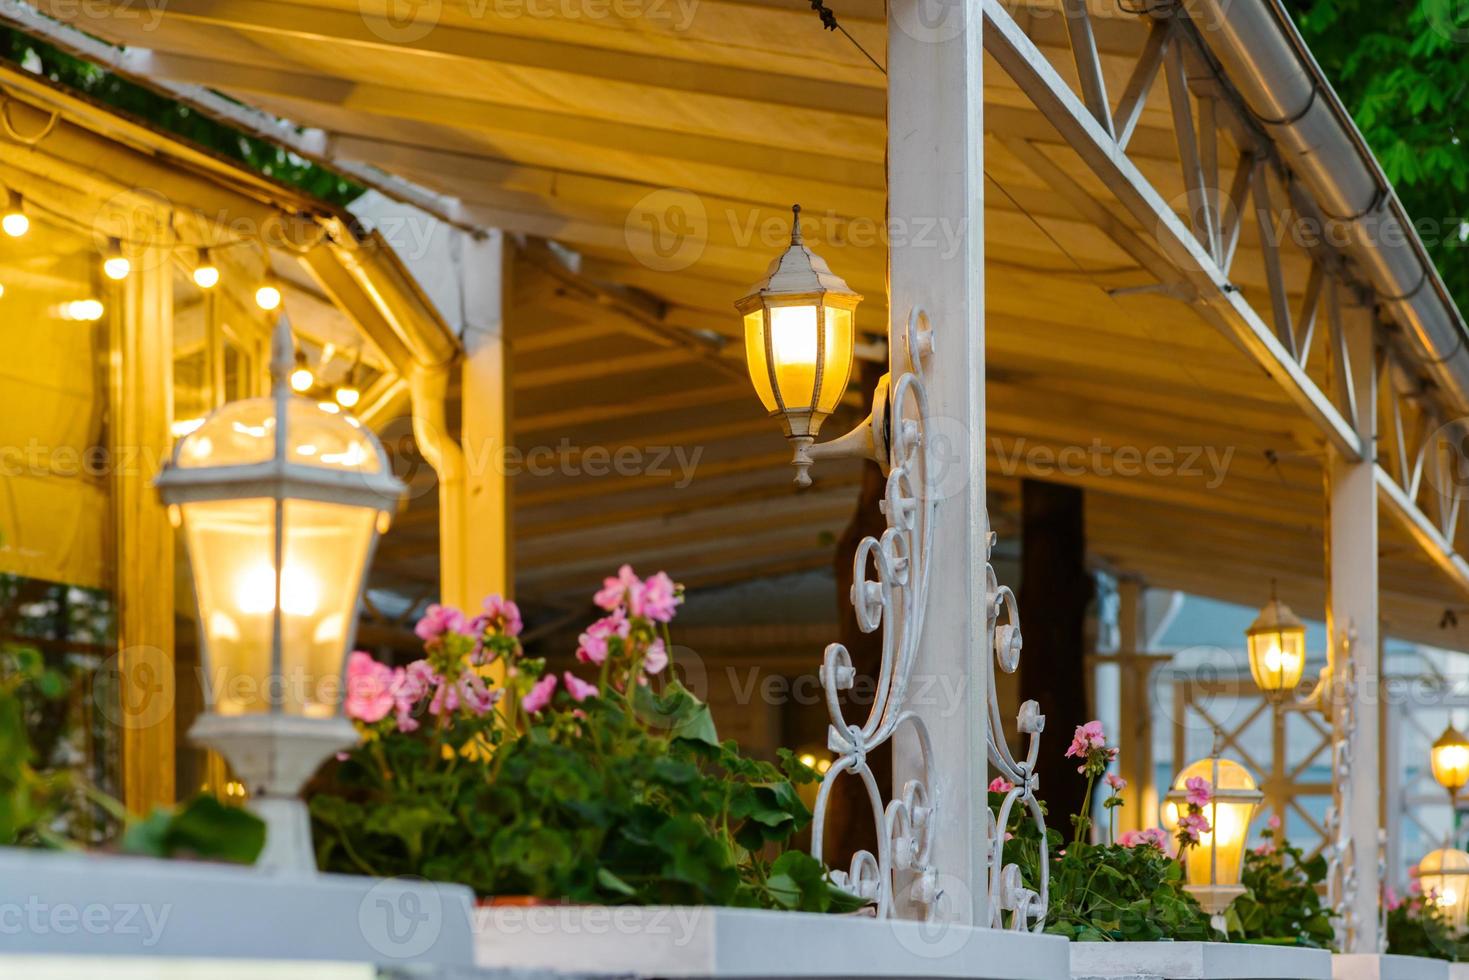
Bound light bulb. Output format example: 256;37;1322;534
58;299;105;322
103;238;130;280
317;400;341;415
334;384;361;409
255;282;282;311
2;211;27;238
193;261;219;289
289;366;314;392
235;563;320;617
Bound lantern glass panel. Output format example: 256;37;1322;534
743;310;777;413
1247;625;1306;692
767;302;821;410
818;305;855;414
1432;729;1469;793
180;496;277;716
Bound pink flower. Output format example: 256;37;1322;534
1185;776;1212;808
521;673;557;714
1267;814;1282;831
345;651;395;723
1179;812;1211;842
415;604;467;642
479;594;523;638
1254;842;1276;856
594;564;643;612
1119;827;1169;850
576;609;629;665
563;672;598;702
391;660;437;733
1105;772;1126;792
642;637;668;675
1386;886;1402;912
1064;720;1107;758
634;571;682;623
988;777;1015;793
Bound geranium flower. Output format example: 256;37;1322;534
1064;720;1106;758
391;660;438;733
643;637;669;674
563;672;598;702
634;571;682;623
1185;776;1212;808
576;608;629;665
345;651;395;723
594;564;643;612
988;777;1015;793
414;604;467;643
1267;814;1282;831
521;673;557;714
1119;827;1168;850
1104;772;1126;792
1178;812;1211;842
478;594;523;638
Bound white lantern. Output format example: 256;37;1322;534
1163;756;1263;913
156;316;404;871
1419;848;1469;932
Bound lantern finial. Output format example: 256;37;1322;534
789;203;803;246
269;315;295;394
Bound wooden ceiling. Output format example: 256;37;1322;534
39;0;1469;651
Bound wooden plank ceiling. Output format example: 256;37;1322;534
42;0;1469;651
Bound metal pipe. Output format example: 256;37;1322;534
1188;0;1469;414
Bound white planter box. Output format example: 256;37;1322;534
1070;941;1331;980
474;905;1071;978
0;847;476;967
1334;954;1452;980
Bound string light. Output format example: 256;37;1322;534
317;400;341;415
193;249;219;289
58;299;105;322
289;350;314;393
255;277;283;311
334;349;361;409
2;191;27;237
102;237;131;281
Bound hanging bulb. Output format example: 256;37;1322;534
3;192;28;238
193;249;219;289
317;400;341;415
289;350;314;393
334;348;362;409
255;277;283;311
102;238;131;281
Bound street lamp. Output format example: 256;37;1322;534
1246;589;1307;698
1419;848;1469;931
1164;754;1263;914
735;205;863;487
156;316;405;872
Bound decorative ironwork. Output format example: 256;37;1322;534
1326;624;1359;946
806;308;1048;929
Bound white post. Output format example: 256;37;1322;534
888;0;987;925
1326;289;1380;952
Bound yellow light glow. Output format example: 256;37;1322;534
2;211;28;237
103;256;131;281
1246;596;1308;696
255;283;283;311
1420;849;1469;932
1166;757;1261;904
799;753;817;769
290;367;314;392
58;299;105;322
193;264;220;289
171;418;205;438
334;385;361;409
318;401;340;415
235;563;321;617
1433;727;1469;794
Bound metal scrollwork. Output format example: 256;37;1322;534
808;308;1048;930
1326;624;1359;946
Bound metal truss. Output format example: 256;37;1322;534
981;0;1469;596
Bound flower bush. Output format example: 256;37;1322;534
1224;816;1333;947
310;565;861;912
999;720;1214;941
1386;879;1469;960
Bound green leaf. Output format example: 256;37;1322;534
121;795;265;865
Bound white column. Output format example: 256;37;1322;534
1326;290;1380;952
888;0;987;925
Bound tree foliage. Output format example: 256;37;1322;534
1282;0;1469;311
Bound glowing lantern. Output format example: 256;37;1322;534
1163;756;1263;913
1419;848;1469;932
1246;592;1307;697
1432;726;1469;801
736;205;861;487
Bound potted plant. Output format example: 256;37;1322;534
310;565;861;913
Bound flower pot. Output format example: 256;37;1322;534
1071;941;1331;980
1335;953;1451;980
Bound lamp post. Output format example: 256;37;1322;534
1164;752;1263;914
156;316;405;872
